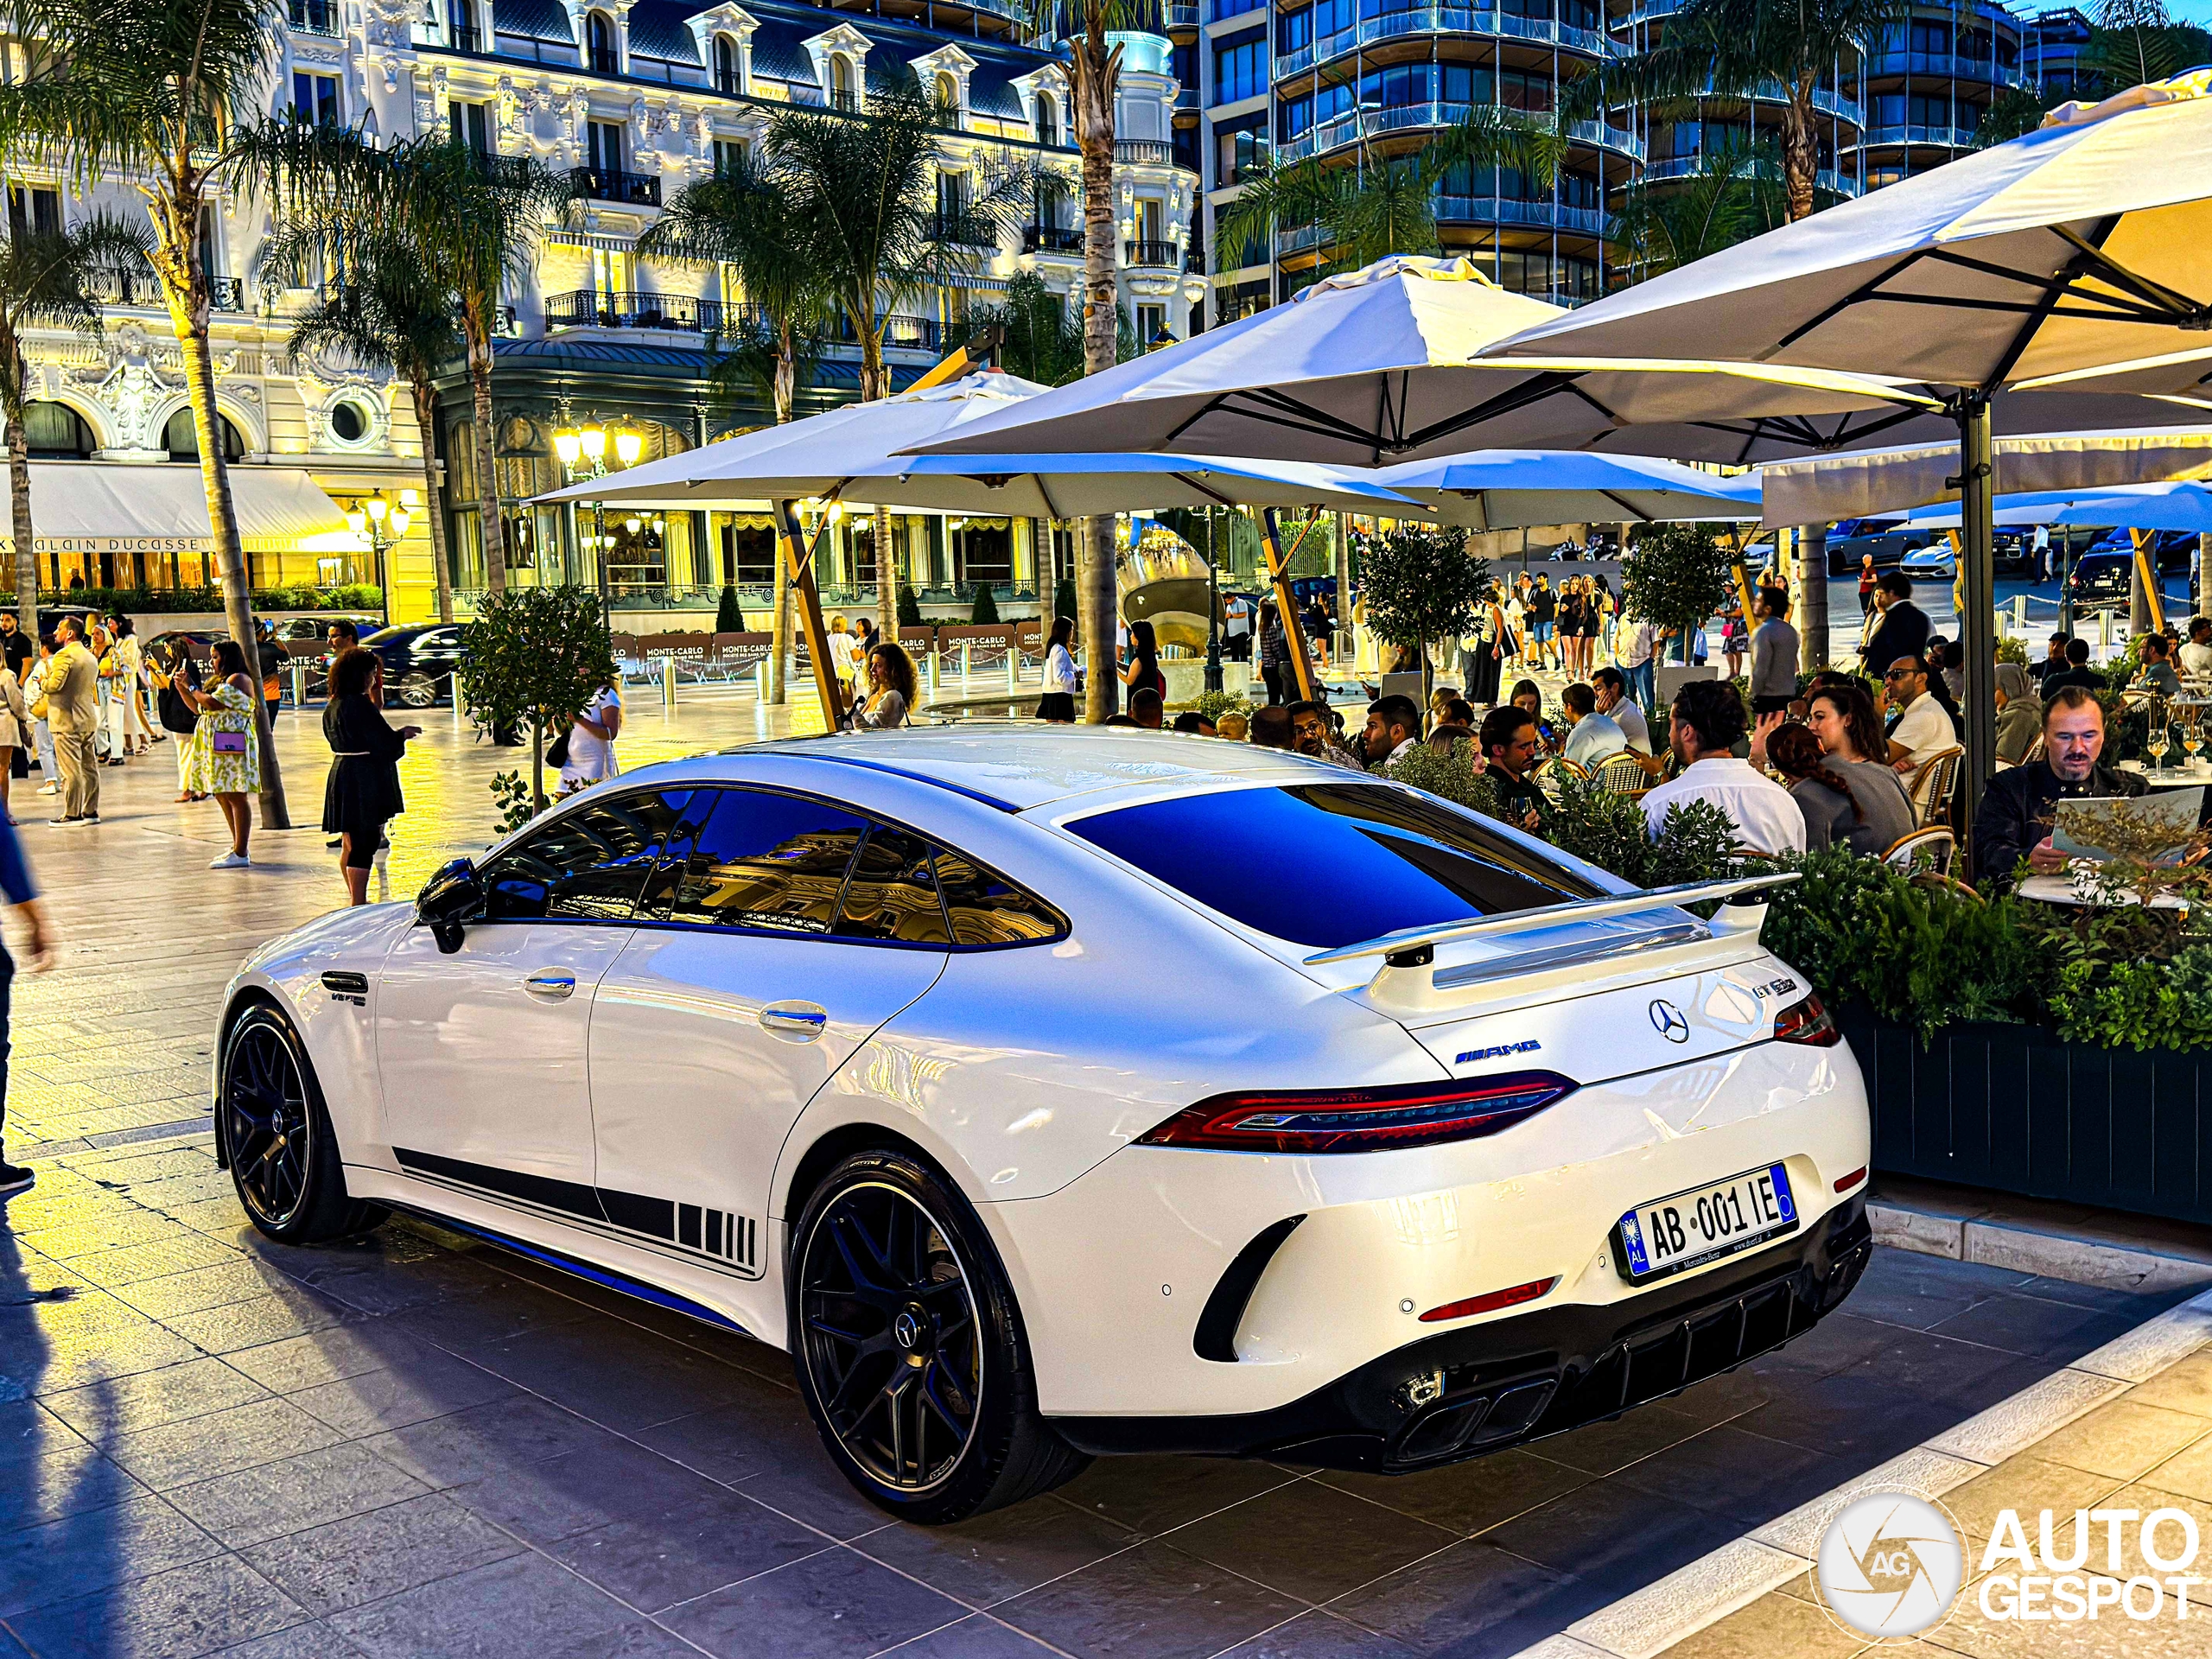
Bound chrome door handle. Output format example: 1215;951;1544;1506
523;971;576;1001
760;1001;828;1041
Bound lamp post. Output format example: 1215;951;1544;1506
1204;506;1223;693
553;417;645;612
345;491;412;632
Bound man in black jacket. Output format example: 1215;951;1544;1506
1971;687;2147;887
1860;572;1929;677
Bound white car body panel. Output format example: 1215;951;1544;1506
219;729;1873;1462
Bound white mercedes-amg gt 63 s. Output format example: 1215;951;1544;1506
214;728;1872;1523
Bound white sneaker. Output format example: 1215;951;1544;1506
35;783;55;795
208;852;251;869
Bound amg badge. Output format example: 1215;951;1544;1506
1457;1039;1542;1065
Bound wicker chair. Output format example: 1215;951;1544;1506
1882;825;1956;876
1904;746;1965;828
1530;755;1588;802
1594;750;1652;796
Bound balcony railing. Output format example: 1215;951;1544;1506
1166;0;1198;22
546;289;724;333
1021;223;1084;253
1864;121;1979;148
1863;48;2020;84
448;22;480;51
1114;139;1176;165
931;211;998;247
87;268;243;311
588;44;619;73
1125;238;1179;268
1296;6;1611;79
570;166;660;207
1434;195;1615;238
288;0;340;35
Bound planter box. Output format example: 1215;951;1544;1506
1843;1002;2212;1227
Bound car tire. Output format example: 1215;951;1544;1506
219;1002;385;1245
395;671;438;709
787;1148;1088;1524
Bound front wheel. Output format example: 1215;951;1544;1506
395;671;439;709
219;1003;385;1245
788;1149;1086;1523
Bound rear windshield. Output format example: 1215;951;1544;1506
1065;783;1605;950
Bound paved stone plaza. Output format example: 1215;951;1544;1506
0;697;2203;1659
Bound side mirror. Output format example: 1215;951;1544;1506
416;856;483;955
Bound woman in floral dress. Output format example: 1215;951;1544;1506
178;639;260;868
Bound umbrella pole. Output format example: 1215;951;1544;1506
1262;506;1318;704
774;497;849;731
1955;395;1998;822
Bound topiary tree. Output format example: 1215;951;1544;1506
715;584;744;634
1624;523;1734;666
1360;524;1488;696
969;583;1001;625
1053;577;1077;626
458;586;619;817
897;582;925;629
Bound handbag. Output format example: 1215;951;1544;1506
546;727;571;769
211;730;248;753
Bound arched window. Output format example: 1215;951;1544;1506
936;70;959;117
712;34;739;93
1034;91;1058;146
164;409;246;463
587;10;617;74
21;402;92;459
829;53;854;109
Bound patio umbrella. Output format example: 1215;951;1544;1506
532;371;1421;711
1900;479;2212;533
1480;72;2212;802
1369;449;1761;529
907;255;1937;466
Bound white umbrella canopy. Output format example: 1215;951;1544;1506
907;256;1935;466
1484;73;2212;388
1370;449;1760;530
1902;480;2212;533
529;370;1420;517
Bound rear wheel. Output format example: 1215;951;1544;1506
219;1003;385;1244
788;1149;1086;1523
395;671;438;709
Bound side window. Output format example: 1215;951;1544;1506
653;786;868;933
479;790;689;922
834;824;951;945
931;849;1067;945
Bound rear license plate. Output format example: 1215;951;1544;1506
1613;1163;1797;1284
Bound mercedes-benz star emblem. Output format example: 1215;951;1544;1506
1649;999;1692;1043
893;1311;922;1350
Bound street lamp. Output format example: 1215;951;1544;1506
552;416;647;605
347;491;408;630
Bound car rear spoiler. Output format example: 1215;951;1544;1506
1302;871;1802;968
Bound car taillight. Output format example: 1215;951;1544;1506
1773;992;1841;1047
1135;1071;1578;1155
1420;1276;1558;1324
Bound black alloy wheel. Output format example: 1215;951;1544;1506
788;1151;1086;1522
395;671;439;709
799;1179;982;1494
219;1004;384;1245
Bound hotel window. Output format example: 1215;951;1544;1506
291;71;340;125
1212;30;1266;105
450;99;493;153
588;119;625;176
6;185;58;238
712;34;741;93
714;138;746;176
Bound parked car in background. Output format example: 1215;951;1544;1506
362;623;462;708
1899;543;1957;580
1823;518;1934;576
2066;551;2135;602
2088;528;2197;573
145;628;227;665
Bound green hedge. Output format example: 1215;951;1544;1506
0;584;384;615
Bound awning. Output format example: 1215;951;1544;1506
0;463;359;556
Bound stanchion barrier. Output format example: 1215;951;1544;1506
661;658;677;708
960;640;971;686
289;661;307;708
1006;646;1018;694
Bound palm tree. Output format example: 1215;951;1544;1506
767;70;1020;637
0;0;305;822
1611;138;1787;281
0;212;151;633
2082;0;2212;92
1214;109;1567;279
1598;0;1908;224
641;149;834;703
971;270;1086;385
268;225;464;624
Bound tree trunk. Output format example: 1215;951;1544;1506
410;374;455;625
860;325;888;403
6;396;35;639
1782;93;1819;224
1075;32;1122;722
875;505;896;645
2132;533;2153;635
466;307;505;595
2198;532;2210;621
169;290;289;828
531;714;545;812
769;570;790;704
1797;523;1828;672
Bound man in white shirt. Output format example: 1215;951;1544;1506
1641;680;1807;854
2181;616;2212;677
1223;593;1252;661
1591;667;1652;753
1560;682;1626;768
1618;615;1662;721
2032;524;2051;583
1880;654;1955;774
560;682;623;791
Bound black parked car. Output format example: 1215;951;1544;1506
1823;518;1935;575
363;623;462;708
2065;551;2137;602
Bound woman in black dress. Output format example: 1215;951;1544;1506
322;646;418;906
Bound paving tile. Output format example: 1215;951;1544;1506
1214;1611;1423;1657
239;1491;526;1616
0;1490;222;1617
1936;1455;2124;1563
40;1357;271;1440
3;1552;309;1659
1536;1402;1712;1477
2123;1351;2212;1419
162;1440;432;1548
2083;1481;2212;1580
629;1377;828;1491
198;1623;370;1659
60;1234;243;1289
1160;1477;1460;1604
1663;1586;1866;1659
1315;1450;1594;1539
2031;1399;2212;1482
325;1551;642;1659
1481;1474;1729;1581
359;1394;616;1490
860;1497;1141;1608
109;1260;304;1322
874;1613;1065;1656
1732;1368;1974;1464
1051;1455;1308;1540
545;1485;830;1611
285;1348;517;1438
1927;1295;2152;1366
0;1440;148;1529
1609;1423;1853;1522
0;1395;90;1465
662;1547;982;1659
160;1288;360;1356
447;1435;732;1547
463;1321;756;1432
1330;1538;1603;1654
990;1539;1307;1659
219;1323;432;1395
105;1396;345;1492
